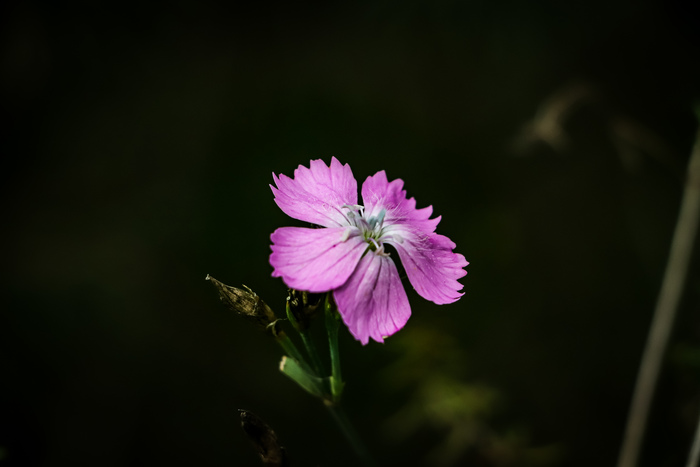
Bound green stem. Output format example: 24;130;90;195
617;117;700;467
686;401;700;467
326;403;377;467
324;294;344;401
299;330;325;377
306;294;375;465
286;300;326;377
275;332;314;374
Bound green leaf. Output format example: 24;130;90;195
279;356;328;400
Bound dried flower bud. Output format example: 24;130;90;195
286;289;322;331
206;275;279;336
239;409;289;467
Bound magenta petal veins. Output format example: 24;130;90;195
333;252;411;345
361;170;439;233
269;158;468;345
271;157;358;228
270;226;367;292
387;231;468;304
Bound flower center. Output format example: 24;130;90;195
342;205;389;256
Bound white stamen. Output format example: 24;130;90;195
340;227;354;242
368;238;391;257
342;204;364;211
375;209;386;228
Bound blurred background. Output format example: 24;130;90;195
2;0;700;465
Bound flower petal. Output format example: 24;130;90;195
271;157;358;227
361;170;439;235
270;226;366;292
385;230;468;305
334;252;411;345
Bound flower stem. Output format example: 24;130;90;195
322;294;375;465
300;329;326;377
325;402;378;467
286;300;326;377
275;332;314;374
686;404;700;467
617;117;700;467
324;294;345;401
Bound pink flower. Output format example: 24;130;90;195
269;158;468;345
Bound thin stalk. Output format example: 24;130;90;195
299;330;325;377
686;404;700;467
285;299;323;377
324;294;344;401
617;121;700;467
321;294;375;465
286;300;326;377
326;402;377;467
687;405;700;467
275;333;314;374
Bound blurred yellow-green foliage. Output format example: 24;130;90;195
2;0;700;466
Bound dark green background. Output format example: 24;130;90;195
3;1;700;466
